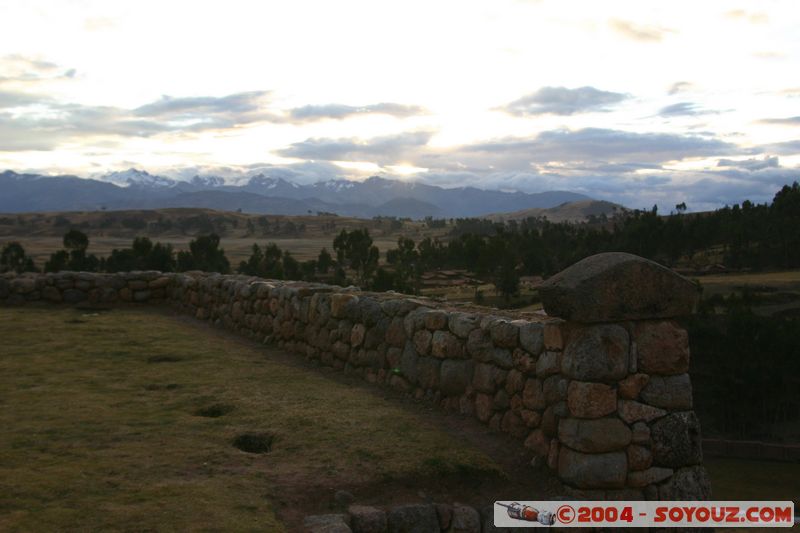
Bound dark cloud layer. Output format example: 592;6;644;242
500;86;629;116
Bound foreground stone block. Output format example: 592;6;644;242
558;417;631;453
539;252;699;322
348;505;387;533
567;381;616;418
651;411;703;468
558;446;627;489
561;324;629;381
387;504;438;533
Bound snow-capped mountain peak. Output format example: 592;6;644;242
101;168;177;188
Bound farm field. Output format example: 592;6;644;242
0;306;556;531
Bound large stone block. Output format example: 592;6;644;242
657;465;712;501
522;378;546;410
651;411;703;468
558;417;631;453
440;360;473;396
640;374;693;410
561;324;629;381
539;252;699;322
431;330;464;358
387;504;439;533
635;320;690;375
449;312;479;338
567;381;616;418
558;447;627;489
517;321;544;355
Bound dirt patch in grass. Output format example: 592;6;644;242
0;306;559;531
233;432;274;454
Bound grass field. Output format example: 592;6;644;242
0;306;552;532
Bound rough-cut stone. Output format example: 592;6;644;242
440;360;473;396
412;329;432;355
535;351;560;378
524;429;550;457
449;504;481;533
448;312;479;338
351;324;366;347
501;410;528;438
522;378;546;410
493;389;509;410
490;320;519;348
558;447;627;489
431;330;463;359
517;322;544;355
505;369;525;395
435;504;453;530
424;310;449;330
543;375;568;405
304;514;352;533
641;374;693;410
475;393;493;422
400;342;418;383
627;466;673;488
618;399;667;424
538;252;700;322
416;357;440;390
473;363;499;393
520;409;541;428
348;505;386;533
657;465;712;501
63;288;86;303
567;381;616;418
561;324;629;381
635;320;690;375
558;418;631;453
543;323;563;350
651;411;703;468
618;373;649;400
490;348;513;369
631;422;650;444
466;329;492;359
387;504;439;533
331;293;358;318
385;317;406;347
627;444;653;471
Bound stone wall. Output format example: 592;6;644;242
0;252;710;500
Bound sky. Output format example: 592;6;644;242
1;0;799;211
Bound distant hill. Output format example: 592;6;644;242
485;200;627;223
0;169;594;219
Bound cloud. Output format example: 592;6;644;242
289;102;426;121
276;131;434;164
500;86;629;116
759;140;800;155
0;54;76;84
454;128;738;166
725;10;768;24
667;81;694;95
758;116;800;126
609;19;672;42
133;91;277;128
754;51;786;60
0;90;284;151
717;156;780;171
658;102;717;117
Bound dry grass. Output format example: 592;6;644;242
0;306;506;531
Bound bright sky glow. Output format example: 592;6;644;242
1;0;799;209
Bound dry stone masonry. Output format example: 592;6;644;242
0;252;711;500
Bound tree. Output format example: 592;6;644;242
63;229;89;252
333;228;379;285
177;234;230;273
317;248;333;274
0;242;36;273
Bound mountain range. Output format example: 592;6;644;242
0;168;595;219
